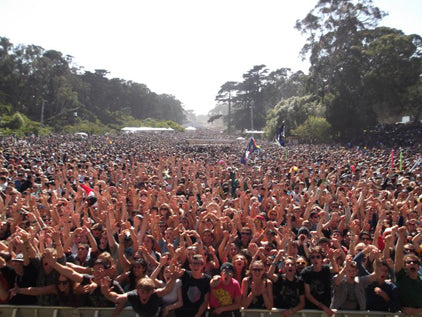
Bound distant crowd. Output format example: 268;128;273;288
359;122;422;148
0;131;421;317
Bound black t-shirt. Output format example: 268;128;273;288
8;262;38;305
81;274;124;307
273;274;304;309
127;290;162;317
365;280;399;312
301;265;332;309
180;270;211;310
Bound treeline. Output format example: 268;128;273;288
212;0;422;142
0;37;186;133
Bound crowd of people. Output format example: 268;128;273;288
359;122;422;148
0;131;421;317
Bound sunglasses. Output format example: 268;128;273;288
252;268;263;272
404;248;415;253
310;255;322;260
57;280;69;286
405;260;419;265
361;237;371;241
241;232;251;235
191;262;203;266
296;261;306;265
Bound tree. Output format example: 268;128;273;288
361;28;422;122
405;77;422;122
233;65;269;131
215;81;237;133
264;94;324;140
295;0;421;140
0;37;188;132
292;116;331;143
296;0;386;95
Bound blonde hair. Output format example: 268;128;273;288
137;277;155;291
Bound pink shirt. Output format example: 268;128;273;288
209;277;241;308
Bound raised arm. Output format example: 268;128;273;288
11;284;56;297
100;277;128;304
45;254;84;284
394;226;407;273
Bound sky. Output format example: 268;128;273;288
0;0;421;116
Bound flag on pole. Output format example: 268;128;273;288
241;137;260;164
399;149;403;171
275;123;285;147
409;157;421;172
390;149;395;170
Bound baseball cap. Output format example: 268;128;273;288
220;262;234;274
12;253;24;262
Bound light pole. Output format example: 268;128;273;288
40;99;45;126
250;103;254;131
228;91;231;134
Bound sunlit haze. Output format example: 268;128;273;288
0;0;420;116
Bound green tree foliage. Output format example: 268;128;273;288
0;37;187;132
215;81;237;133
291;116;331;144
265;94;324;140
215;67;308;132
0;110;50;135
405;77;422;122
296;0;421;139
233;65;269;130
362;28;422;122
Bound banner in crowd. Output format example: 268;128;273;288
241;137;260;164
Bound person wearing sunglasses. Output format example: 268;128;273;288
295;257;308;276
241;260;273;310
9;274;88;307
301;246;338;316
394;226;422;315
175;254;211;317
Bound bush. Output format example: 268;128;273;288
291;116;331;144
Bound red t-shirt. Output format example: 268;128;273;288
209;277;241;308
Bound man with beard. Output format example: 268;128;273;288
394;226;422;315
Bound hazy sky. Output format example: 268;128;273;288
0;0;420;116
